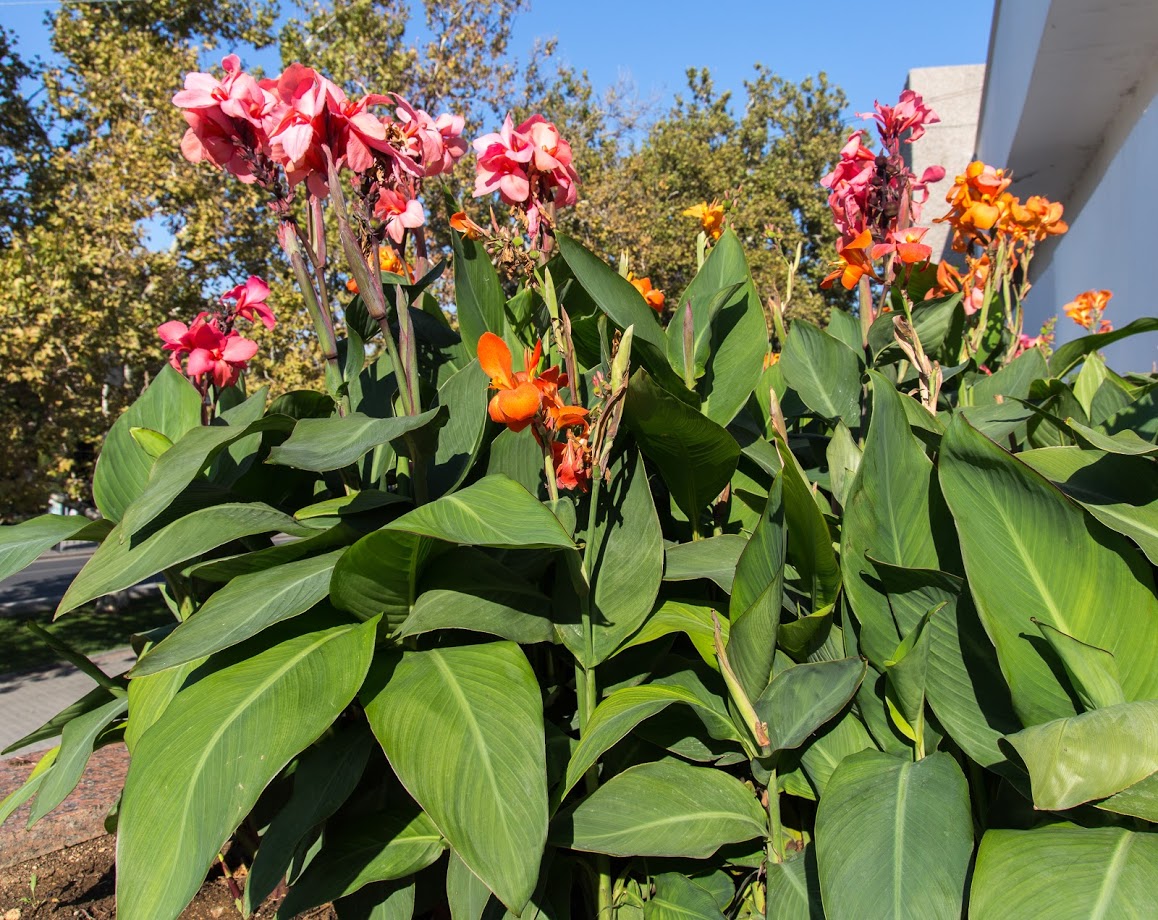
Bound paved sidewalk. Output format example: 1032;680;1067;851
0;647;136;757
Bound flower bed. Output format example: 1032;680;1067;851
0;57;1156;920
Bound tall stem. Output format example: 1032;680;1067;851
766;768;784;865
575;468;613;917
286;231;348;415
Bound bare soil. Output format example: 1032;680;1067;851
0;834;337;919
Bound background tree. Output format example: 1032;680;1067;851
0;0;849;518
555;66;847;327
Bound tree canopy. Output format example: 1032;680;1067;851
0;0;847;518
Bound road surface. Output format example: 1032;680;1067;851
0;547;162;614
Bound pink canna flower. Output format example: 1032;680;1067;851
221;276;276;329
517;114;579;206
158;308;261;388
862;89;941;146
473;114;533;204
393;95;468;177
374;189;425;244
158;312;214;371
189;329;260;389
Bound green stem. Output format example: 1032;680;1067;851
541;433;560;502
575;469;613;918
766;767;784;866
287;239;348;415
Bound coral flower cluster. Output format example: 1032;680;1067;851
1064;289;1114;333
158;276;275;389
819;91;944;290
473;114;578;241
174;55;467;233
929;162;1069;315
478;332;591;491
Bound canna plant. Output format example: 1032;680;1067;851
1;61;1157;920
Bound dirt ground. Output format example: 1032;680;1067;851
0;835;337;919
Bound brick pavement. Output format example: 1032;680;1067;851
0;649;136;867
0;648;135;757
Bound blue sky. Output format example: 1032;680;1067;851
5;0;994;122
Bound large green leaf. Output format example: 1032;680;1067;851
970;347;1047;406
429;359;488;497
398;547;553;644
266;408;446;472
555;759;766;858
1019;447;1158;564
644;872;726;919
674;230;768;425
116;618;377;920
666;281;741;384
446;850;493;920
727;477;786;701
451;228;506;355
29;696;127;824
869;562;1020;773
798;709;876;795
868;294;962;365
385;475;574;549
131;550;344;676
815;751;972;920
780;320;861;427
663;535;747;593
624;369;740;522
0;514;110;582
3;684;117;756
122;416;293;537
92;365;202;522
278;805;445;918
615;600;725;670
58;503;309;617
969;824;1158;919
244;726;373;914
124;660;200;753
765;849;823;920
1067;417;1158;456
558;449;663;666
776;441;840;608
362;642;548;914
556;232;665;353
1048;316;1158;377
560;684;738;800
841;374;951;667
939;415;1158;725
330;529;440;631
754;658;866;754
1098;771;1158;822
1003;700;1158;811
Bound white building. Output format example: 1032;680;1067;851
913;0;1158;372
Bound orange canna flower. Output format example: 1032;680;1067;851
1005;195;1068;241
346;247;412;292
627;273;665;312
821;229;878;290
450;210;486;240
478;332;546;431
1064;289;1112;331
682;201;725;240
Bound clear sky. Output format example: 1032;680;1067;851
4;0;995;123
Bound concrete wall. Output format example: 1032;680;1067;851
1026;96;1158;372
904;65;986;262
